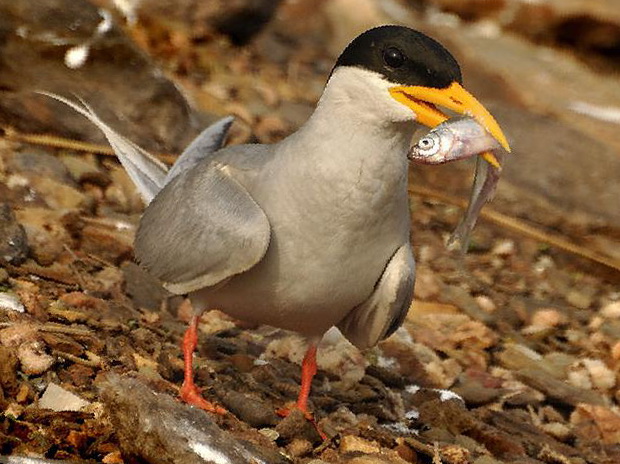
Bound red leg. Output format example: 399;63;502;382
277;343;326;439
296;344;318;413
179;315;226;414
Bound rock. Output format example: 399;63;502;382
220;390;279;428
567;359;616;391
14;207;73;266
0;202;28;265
275;408;322;444
7;150;75;185
32;176;92;211
17;341;55;375
412;265;441;300
60;153;110;186
406;312;497;370
451;369;504;405
99;374;290;464
39;382;90;412
566;289;594;310
323;0;388;55
601;301;620;319
0;0;207;153
339;435;381;455
516;368;606;406
104;164;145;214
0;268;8;283
121;262;168;310
541;422;573;442
80;222;134;265
571;404;620;445
0;292;25;313
131;0;284;46
286;438;312;458
0;345;19;396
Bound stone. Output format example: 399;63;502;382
7;150;75;185
14;207;73;266
0;0;208;153
0;203;28;265
99;374;290;464
17;341;55;375
39;382;90;412
339;435;381;455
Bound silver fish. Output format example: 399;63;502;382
408;117;508;252
447;150;506;253
408;117;501;166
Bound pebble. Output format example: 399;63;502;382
0;202;28;265
568;359;616;391
491;239;515;256
17;341;55;375
287;438;313;458
33;177;92;211
566;289;594;310
601;301;620;319
38;382;90;412
530;309;566;328
611;341;620;361
8;150;74;185
0;268;8;283
60;153;110;186
541;422;572;442
15;207;73;266
474;295;496;313
0;292;25;313
339;435;381;455
413;265;441;300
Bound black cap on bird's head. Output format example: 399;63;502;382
334;25;462;89
332;25;510;166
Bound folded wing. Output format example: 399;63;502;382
135;159;271;295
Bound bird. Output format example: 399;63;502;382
44;24;509;429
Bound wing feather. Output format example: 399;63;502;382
135;159;271;295
337;244;415;349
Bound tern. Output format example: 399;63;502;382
45;25;509;429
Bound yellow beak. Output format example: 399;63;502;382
389;82;510;168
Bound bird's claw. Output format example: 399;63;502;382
180;382;226;415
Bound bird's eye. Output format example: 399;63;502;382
383;47;405;68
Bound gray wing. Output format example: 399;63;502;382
39;92;168;203
165;116;234;184
135;150;271;295
337;243;415;349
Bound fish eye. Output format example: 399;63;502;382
417;133;441;156
383;47;405;68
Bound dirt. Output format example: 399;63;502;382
0;1;619;464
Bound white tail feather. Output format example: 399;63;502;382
39;92;168;204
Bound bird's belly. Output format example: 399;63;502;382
200;176;410;337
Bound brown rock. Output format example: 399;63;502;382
80;223;134;264
14;207;74;266
122;262;168;311
340;435;381;455
0;202;28;265
0;345;19;396
17;341;54;375
0;0;207;153
99;374;290;464
275;407;322;444
286;438;312;458
7;149;75;185
571;404;620;445
516;367;606;406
